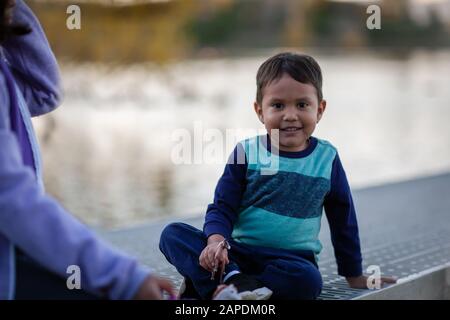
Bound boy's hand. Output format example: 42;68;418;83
346;275;397;289
133;275;176;300
199;234;229;272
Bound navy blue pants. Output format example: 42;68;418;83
159;222;322;300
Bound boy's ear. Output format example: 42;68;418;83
316;99;327;123
254;101;264;124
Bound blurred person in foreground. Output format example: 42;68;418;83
0;0;174;300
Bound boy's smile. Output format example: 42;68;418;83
254;73;326;152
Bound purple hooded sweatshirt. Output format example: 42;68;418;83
0;1;151;300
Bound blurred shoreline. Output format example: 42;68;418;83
29;0;450;64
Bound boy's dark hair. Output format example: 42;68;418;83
0;2;31;44
256;52;323;104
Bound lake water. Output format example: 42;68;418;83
33;49;450;229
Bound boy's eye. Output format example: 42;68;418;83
297;102;308;108
271;103;284;109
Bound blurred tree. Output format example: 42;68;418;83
283;0;317;47
29;0;197;63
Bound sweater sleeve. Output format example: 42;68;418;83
0;130;151;300
2;0;62;116
0;75;10;130
203;143;247;239
323;153;363;277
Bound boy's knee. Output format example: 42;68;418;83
159;222;187;249
291;266;322;300
263;261;323;300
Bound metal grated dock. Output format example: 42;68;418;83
100;173;450;300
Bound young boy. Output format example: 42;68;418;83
159;52;395;300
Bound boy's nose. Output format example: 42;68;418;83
282;110;300;121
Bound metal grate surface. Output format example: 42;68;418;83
101;173;450;300
317;229;450;299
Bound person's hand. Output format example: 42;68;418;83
346;275;397;289
199;234;229;273
133;275;176;300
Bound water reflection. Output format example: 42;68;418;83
33;50;450;229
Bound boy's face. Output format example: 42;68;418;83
254;73;326;152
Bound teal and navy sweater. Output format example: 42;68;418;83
203;135;363;277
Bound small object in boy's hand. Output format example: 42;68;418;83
210;239;230;282
211;264;218;280
218;267;225;284
211;263;227;284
